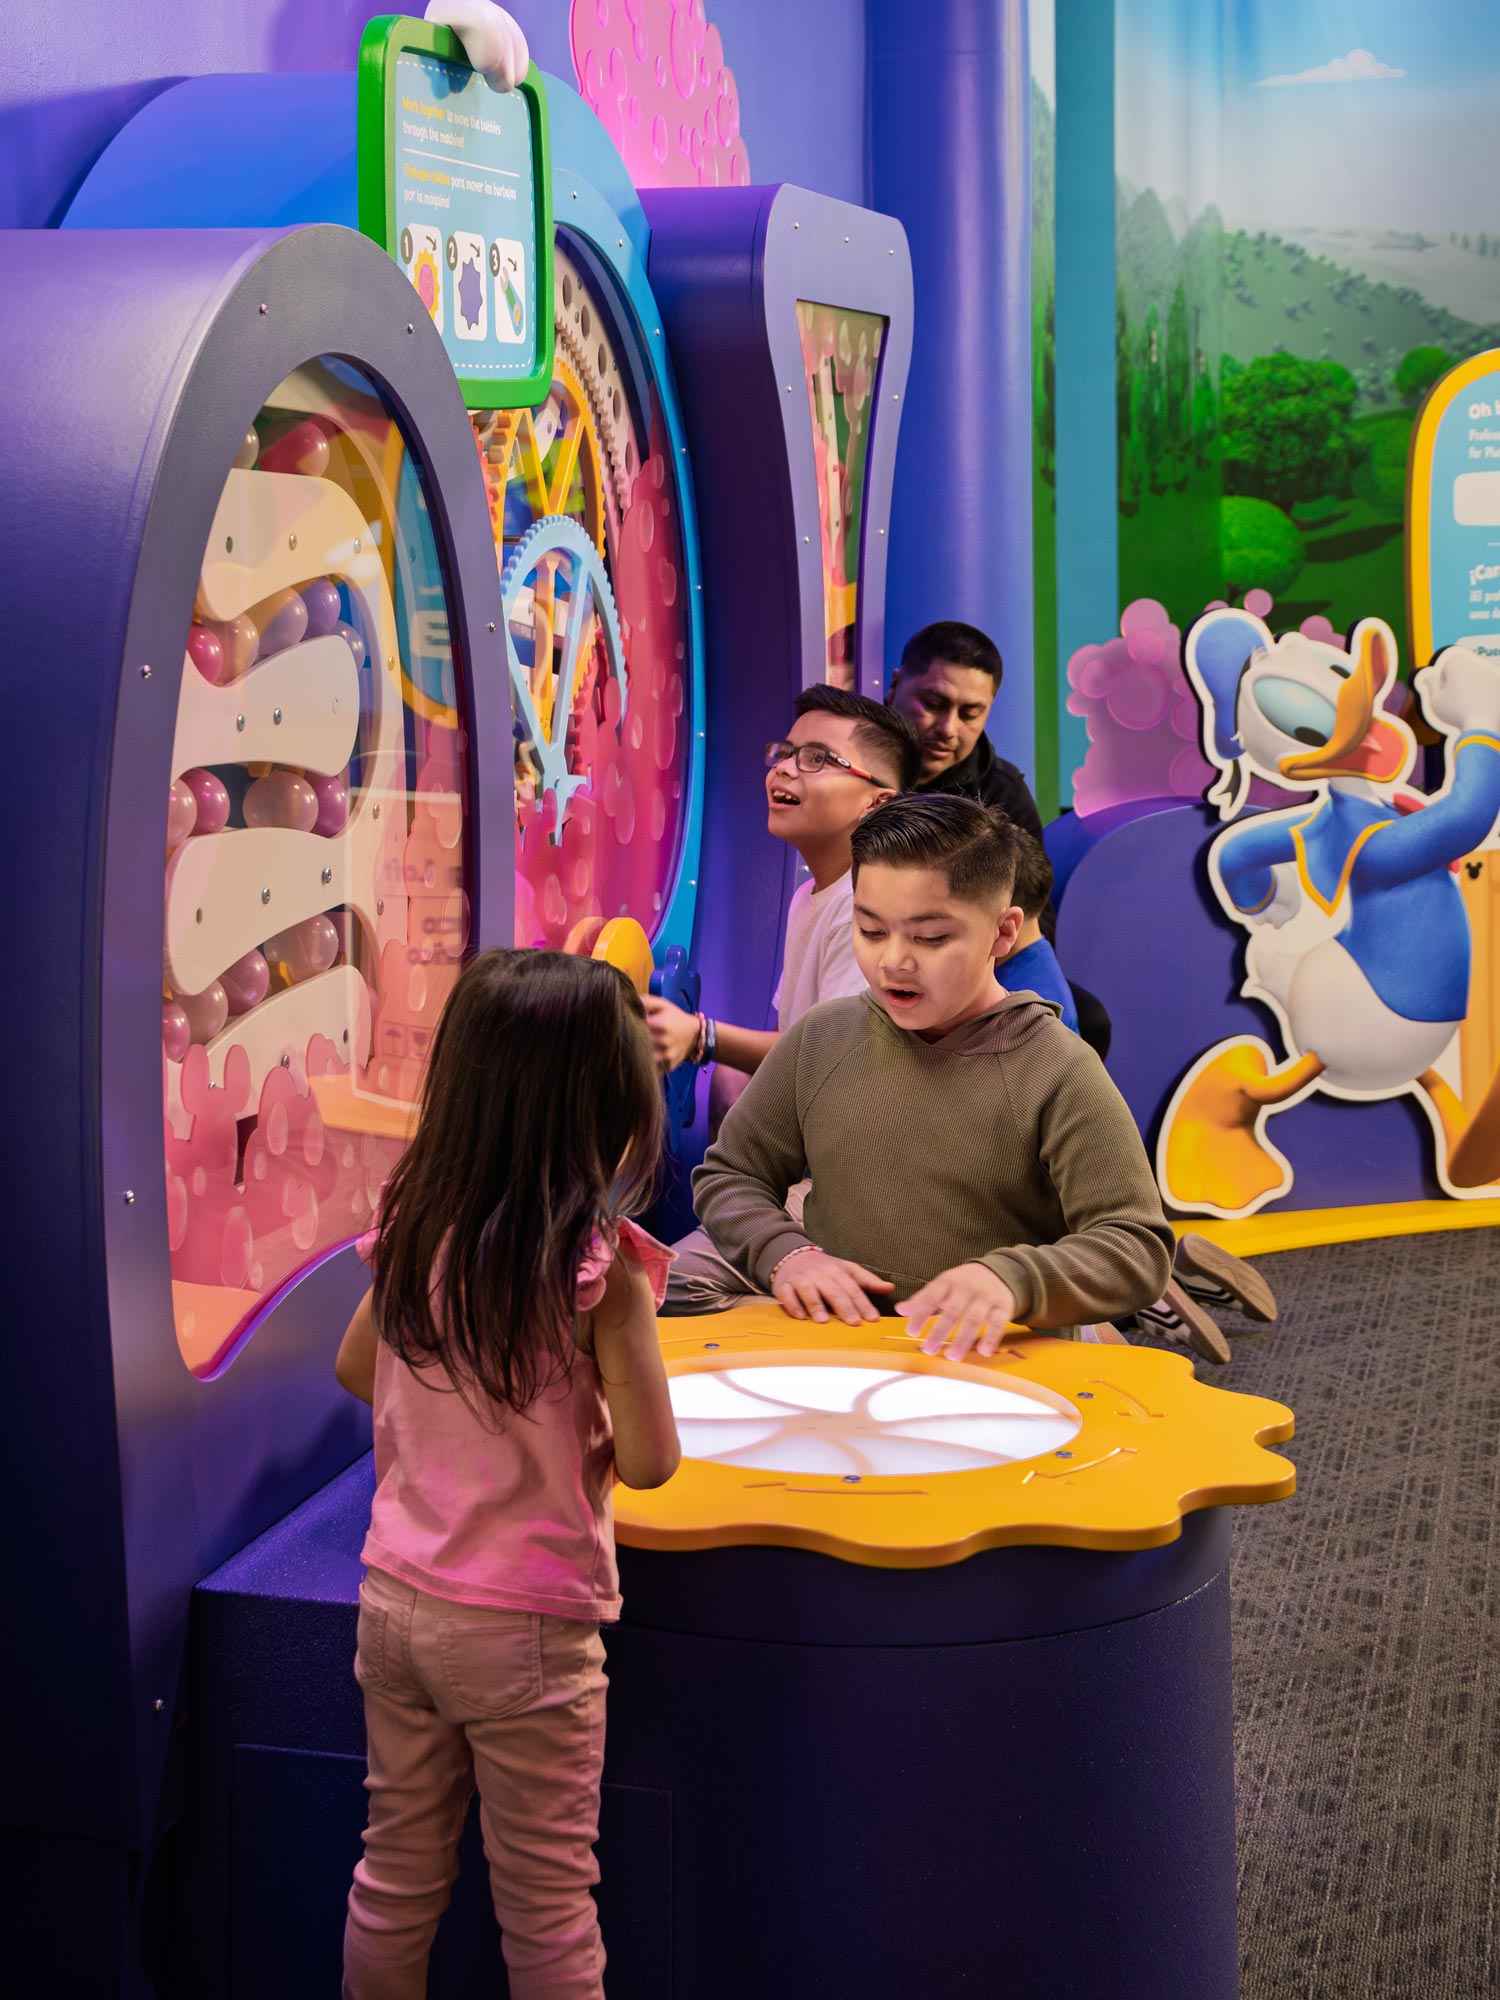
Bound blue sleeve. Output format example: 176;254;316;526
1214;816;1297;914
1357;738;1500;886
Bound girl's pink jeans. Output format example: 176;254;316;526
342;1567;609;2000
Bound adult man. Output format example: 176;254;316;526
887;621;1045;836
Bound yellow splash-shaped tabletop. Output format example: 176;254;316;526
615;1304;1295;1568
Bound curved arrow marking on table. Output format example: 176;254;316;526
1021;1445;1139;1486
1086;1380;1164;1421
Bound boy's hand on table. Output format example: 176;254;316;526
773;1250;895;1326
643;993;700;1072
899;1264;1018;1360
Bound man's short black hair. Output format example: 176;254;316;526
1010;828;1054;920
897;621;1003;691
793;683;922;792
850;793;1025;909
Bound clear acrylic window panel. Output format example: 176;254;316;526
669;1364;1081;1479
163;359;469;1378
488;239;693;954
796;302;887;691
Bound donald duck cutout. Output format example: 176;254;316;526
1157;609;1500;1219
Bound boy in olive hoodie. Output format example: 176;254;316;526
687;794;1175;1356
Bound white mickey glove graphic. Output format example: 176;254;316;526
1416;646;1500;739
1254;860;1303;930
424;1;529;91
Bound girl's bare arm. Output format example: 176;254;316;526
335;1287;379;1406
588;1257;681;1489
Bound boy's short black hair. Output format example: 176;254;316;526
1010;828;1054;920
850;793;1025;909
794;683;922;792
897;621;1004;691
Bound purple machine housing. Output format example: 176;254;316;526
643;185;913;1072
0;222;510;1989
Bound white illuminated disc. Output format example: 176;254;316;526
669;1365;1081;1478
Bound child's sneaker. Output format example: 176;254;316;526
1126;1280;1232;1365
1174;1234;1277;1322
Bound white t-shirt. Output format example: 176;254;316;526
772;869;865;1031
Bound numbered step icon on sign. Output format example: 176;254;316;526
449;231;488;341
490;238;527;345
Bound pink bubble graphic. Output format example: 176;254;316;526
570;0;751;189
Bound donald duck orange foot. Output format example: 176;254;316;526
1159;612;1500;1221
1161;1042;1321;1215
1160;1039;1500;1217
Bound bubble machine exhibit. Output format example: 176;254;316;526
4;18;1296;1999
0;219;510;1991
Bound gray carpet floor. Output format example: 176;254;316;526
1151;1229;1500;1999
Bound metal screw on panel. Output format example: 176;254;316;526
571;190;578;200
1077;1391;1095;1401
154;1698;166;1713
258;303;268;316
322;867;332;885
288;532;297;552
878;528;885;535
226;536;234;553
123;1190;136;1206
843;235;849;244
705;1342;720;1350
377;898;385;915
488;622;496;633
803;535;810;543
617;238;624;249
353;538;361;554
195;908;203;924
236;714;245;732
654;328;660;337
888;248;894;255
273;707;283;725
261;887;271;905
406;323;414;335
785;385;792;394
842;1474;861;1483
893;392;900;401
280;1054;290;1068
139;664;152;680
1055;1450;1074;1460
373;804;381;819
793;221;800;229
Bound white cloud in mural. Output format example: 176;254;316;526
1257;48;1404;88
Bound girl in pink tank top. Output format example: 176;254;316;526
334;949;680;2000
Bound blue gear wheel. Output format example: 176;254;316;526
501;513;627;843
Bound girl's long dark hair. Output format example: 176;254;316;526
371;949;664;1410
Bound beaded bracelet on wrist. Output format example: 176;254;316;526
768;1242;823;1286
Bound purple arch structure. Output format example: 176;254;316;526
0;222;509;1980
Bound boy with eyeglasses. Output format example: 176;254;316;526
651;686;920;1313
644;685;921;1086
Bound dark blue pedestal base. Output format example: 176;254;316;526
173;1457;1239;1998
